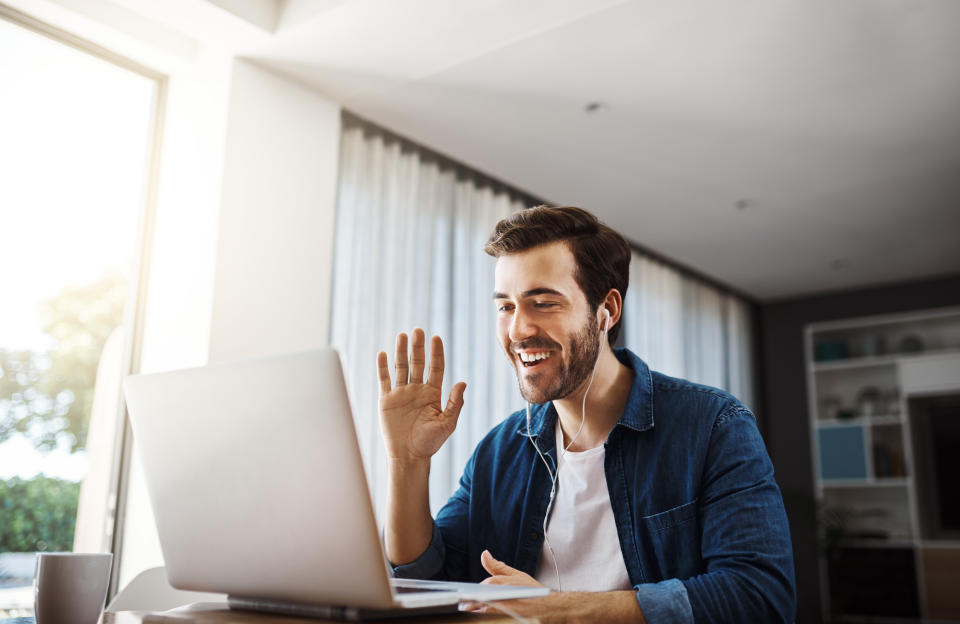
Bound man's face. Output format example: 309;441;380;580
493;241;601;404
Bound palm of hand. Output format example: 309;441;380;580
379;384;453;460
377;330;466;463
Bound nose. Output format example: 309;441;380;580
508;306;538;344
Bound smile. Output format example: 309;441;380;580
518;351;553;367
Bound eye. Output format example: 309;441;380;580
533;301;557;309
497;303;514;313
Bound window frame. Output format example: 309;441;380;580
0;2;166;600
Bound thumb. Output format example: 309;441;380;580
444;381;467;422
481;549;514;576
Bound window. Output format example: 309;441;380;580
0;10;160;617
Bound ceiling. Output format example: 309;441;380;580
30;0;960;300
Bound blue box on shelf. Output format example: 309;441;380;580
819;425;867;480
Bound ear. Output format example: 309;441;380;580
600;289;623;332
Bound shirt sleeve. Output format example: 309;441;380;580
634;578;695;623
637;405;795;623
389;522;446;579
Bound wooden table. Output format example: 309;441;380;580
5;602;532;623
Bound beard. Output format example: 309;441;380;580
512;314;601;404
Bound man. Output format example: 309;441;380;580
376;206;795;622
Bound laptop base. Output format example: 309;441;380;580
227;595;461;621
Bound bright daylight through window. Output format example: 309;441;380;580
0;14;157;617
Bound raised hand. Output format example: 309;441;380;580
377;328;466;464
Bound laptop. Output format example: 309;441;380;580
123;348;548;620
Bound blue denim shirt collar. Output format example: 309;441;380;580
513;347;655;440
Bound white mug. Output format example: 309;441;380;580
34;552;113;624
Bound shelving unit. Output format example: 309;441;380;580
806;307;960;622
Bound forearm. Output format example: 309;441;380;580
479;591;646;624
384;458;433;565
565;591;646;624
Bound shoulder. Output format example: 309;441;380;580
650;369;742;406
649;369;755;433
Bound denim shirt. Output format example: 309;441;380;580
391;349;796;623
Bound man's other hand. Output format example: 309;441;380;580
377;328;466;463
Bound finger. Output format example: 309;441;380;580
481;549;497;575
409;328;426;384
443;382;467;427
481;549;515;576
394;333;409;386
376;351;391;395
426;335;445;389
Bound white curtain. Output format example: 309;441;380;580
331;123;757;519
623;253;755;410
330;124;525;517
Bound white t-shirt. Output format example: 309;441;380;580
533;423;633;592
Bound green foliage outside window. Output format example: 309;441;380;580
0;270;126;453
0;476;80;552
0;269;127;556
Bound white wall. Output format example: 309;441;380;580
118;57;341;589
207;59;341;362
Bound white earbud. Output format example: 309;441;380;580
603;309;610;333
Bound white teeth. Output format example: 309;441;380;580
519;352;552;363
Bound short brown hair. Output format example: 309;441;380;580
484;205;631;345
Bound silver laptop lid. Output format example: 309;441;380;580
123;348;397;609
